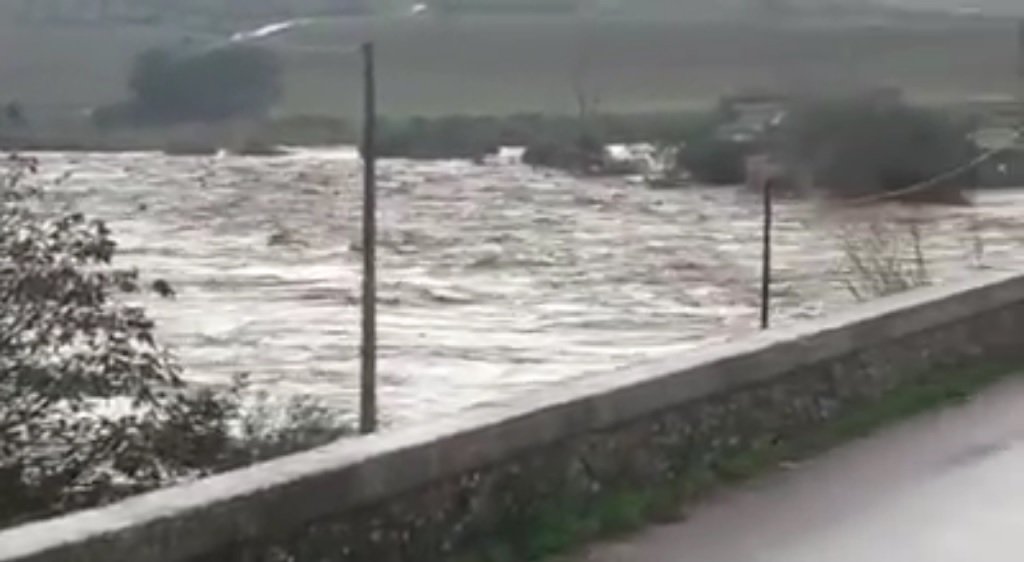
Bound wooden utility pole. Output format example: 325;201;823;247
360;41;378;435
761;181;773;330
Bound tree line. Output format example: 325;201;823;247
93;45;283;128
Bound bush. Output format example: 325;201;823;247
678;137;751;185
0;155;231;525
19;109;714;160
0;156;347;529
781;98;976;202
227;392;352;466
375;112;710;162
98;45;283;128
522;131;604;173
833;216;931;301
264;115;353;146
377;115;502;160
639;109;748;185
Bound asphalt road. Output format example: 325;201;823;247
572;376;1024;562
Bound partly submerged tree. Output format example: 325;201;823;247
780;97;977;203
0;155;237;527
834;215;931;301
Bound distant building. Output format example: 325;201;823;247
971;125;1024;188
958;96;1023;130
714;92;790;144
956;96;1024;187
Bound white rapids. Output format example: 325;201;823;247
29;149;1024;427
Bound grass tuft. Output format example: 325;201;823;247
463;361;1020;562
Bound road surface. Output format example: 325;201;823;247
573;376;1024;562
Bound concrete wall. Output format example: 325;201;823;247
4;273;1024;562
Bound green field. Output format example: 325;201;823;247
1;13;1021;122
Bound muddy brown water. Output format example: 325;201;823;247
31;149;1024;427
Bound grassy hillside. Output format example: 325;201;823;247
1;15;1020;122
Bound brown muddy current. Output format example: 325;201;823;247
33;149;1024;427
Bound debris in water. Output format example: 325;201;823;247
151;279;176;299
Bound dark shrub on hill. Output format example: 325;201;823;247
96;46;282;128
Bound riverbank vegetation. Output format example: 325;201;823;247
1;98;983;205
777;97;977;203
1;12;1017;118
0;156;349;530
463;362;1023;562
0;39;986;205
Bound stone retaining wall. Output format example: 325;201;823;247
3;273;1024;562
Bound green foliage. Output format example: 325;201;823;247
655;110;749;185
377;115;504;159
97;46;283;128
834;218;930;301
600;111;717;146
0;155;230;525
376;111;708;163
1;116;350;153
226;392;352;467
522;131;604;173
0;156;349;529
264;115;352;146
782;98;977;201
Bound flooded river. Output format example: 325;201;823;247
31;149;1024;427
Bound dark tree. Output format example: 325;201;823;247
781;97;976;201
126;45;283;124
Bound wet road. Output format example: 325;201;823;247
574;376;1024;562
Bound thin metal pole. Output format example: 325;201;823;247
360;41;378;435
761;180;773;330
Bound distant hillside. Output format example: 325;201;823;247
7;0;1024;24
2;13;1020;120
1;0;1021;124
10;0;376;25
881;0;1024;16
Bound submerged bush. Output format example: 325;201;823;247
782;98;976;202
522;131;604;173
833;215;931;301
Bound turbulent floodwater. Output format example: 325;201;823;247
32;149;1024;427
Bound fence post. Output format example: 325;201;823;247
761;180;773;330
360;42;378;435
